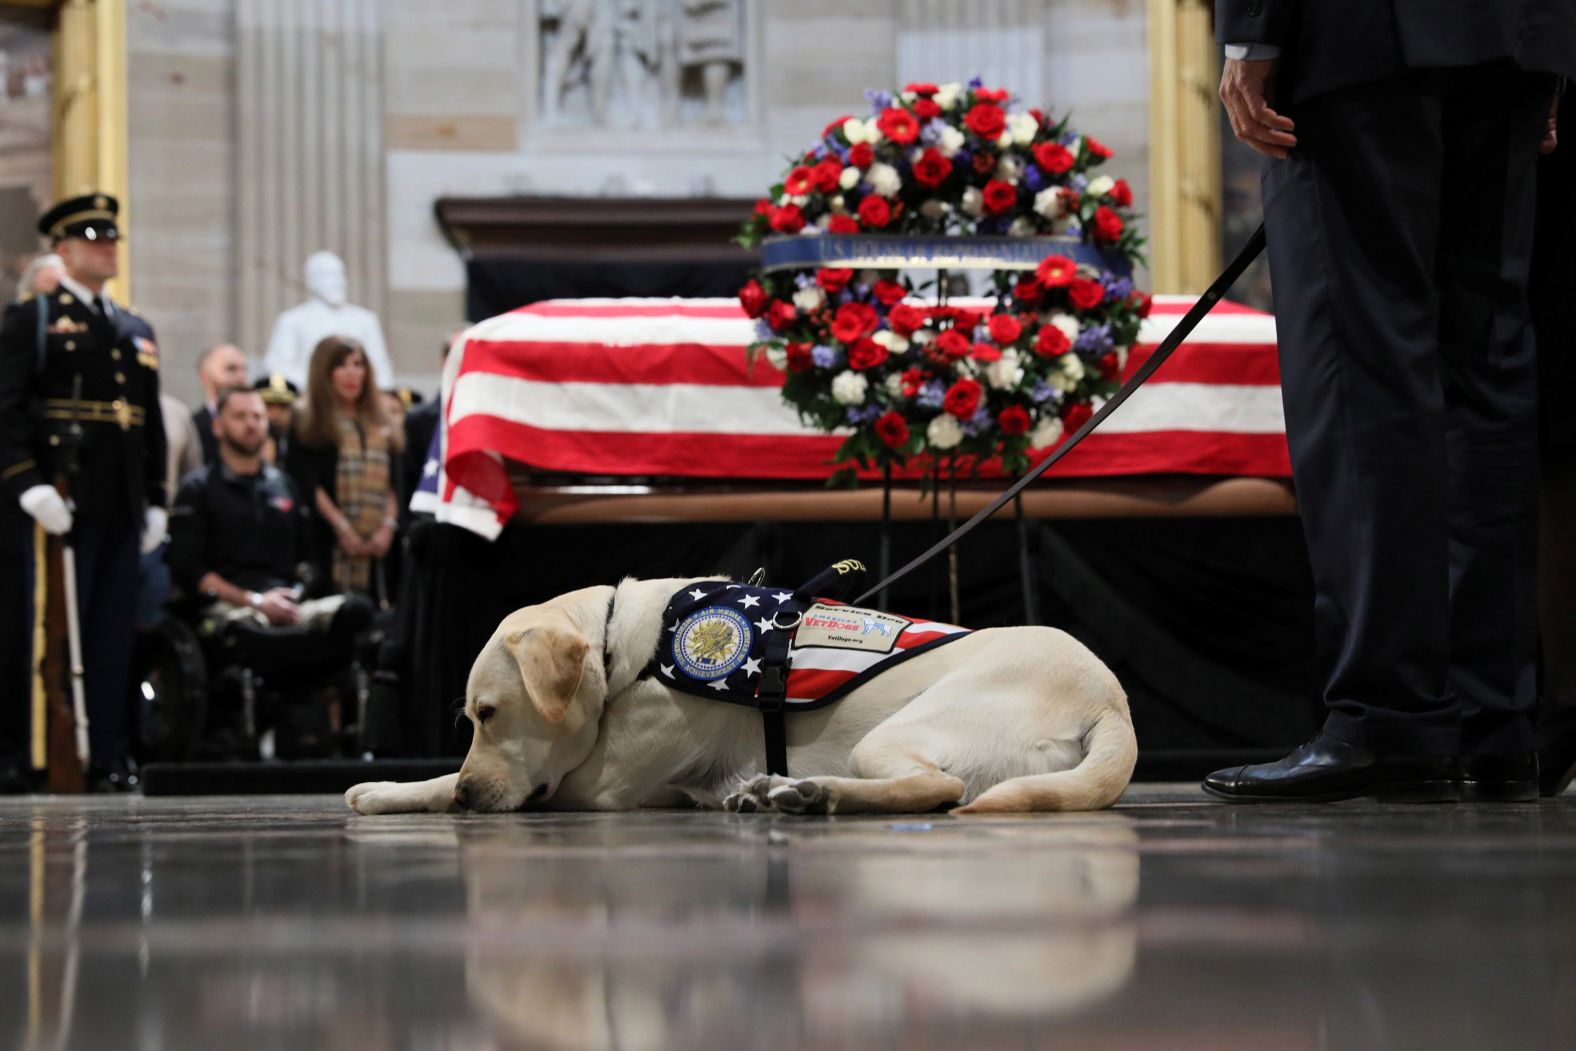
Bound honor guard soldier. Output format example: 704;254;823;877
0;193;168;791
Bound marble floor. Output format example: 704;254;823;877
2;786;1575;1051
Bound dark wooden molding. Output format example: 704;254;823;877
433;195;761;263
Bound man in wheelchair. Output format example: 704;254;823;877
156;385;373;760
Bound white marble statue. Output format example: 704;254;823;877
263;250;394;390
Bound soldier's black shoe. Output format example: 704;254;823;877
1456;753;1539;802
1203;733;1459;803
1537;707;1576;798
87;757;140;793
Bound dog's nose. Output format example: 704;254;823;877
453;779;472;809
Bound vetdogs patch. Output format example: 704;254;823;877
673;605;752;680
796;603;907;653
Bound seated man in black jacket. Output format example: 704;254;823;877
168;385;369;641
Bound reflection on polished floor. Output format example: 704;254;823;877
3;786;1575;1051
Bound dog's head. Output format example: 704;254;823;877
455;598;605;812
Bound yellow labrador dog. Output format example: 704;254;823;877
346;577;1136;816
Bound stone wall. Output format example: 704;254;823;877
127;0;1152;406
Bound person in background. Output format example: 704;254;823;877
253;373;298;465
16;252;63;300
191;342;248;464
285;335;403;606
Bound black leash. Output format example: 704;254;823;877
854;224;1268;606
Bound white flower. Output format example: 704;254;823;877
1065;134;1082;157
935;83;963;111
1008;112;1039;145
765;344;788;371
831;371;868;406
1086;175;1115;198
1049;371;1078;394
884;373;906;398
986;355;1025;390
1030;416;1064;448
1048;312;1081;343
1115;344;1130;372
1033;186;1066;220
838;167;860;191
911;328;934;346
898;90;916;103
961;186;984;218
1060;354;1086;383
920;198;951;219
863;116;882;143
996;130;1013;148
866;162;902;198
927;413;964;450
793;287;825;313
872;329;910;354
995;155;1022;182
937;125;966;157
1007;217;1034;237
829;194;846;212
842;117;870;144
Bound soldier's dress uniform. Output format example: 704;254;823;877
0;194;166;788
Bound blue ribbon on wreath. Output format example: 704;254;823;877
759;234;1132;278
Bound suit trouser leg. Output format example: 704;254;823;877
1264;67;1548;755
70;517;140;764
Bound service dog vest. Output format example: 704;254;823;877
646;580;970;711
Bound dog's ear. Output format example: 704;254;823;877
504;626;589;725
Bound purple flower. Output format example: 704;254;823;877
754;320;774;341
811;344;841;368
1102;275;1134;303
865;88;894;114
794;272;816;288
920;119;947;146
1024;166;1045;192
954;148;974;169
1030;381;1060;405
917;381;946;409
1074;323;1113;356
961;406;992;436
967;75;984;89
846;404;884;425
1070;172;1088;192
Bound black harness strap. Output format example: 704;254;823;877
754;607;802;777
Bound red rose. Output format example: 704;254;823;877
900;366;929;396
943;378;983;419
857;195;892;228
738;278;768;318
1091;205;1124;243
1034;325;1071;357
933;329;971;361
987;313;1023;345
1085;136;1113;161
903;81;938;96
848;142;874;168
848;337;889;371
783;166;814;196
827;214;859;234
767;299;797;332
982;179;1018;215
1013;277;1044;305
874;410;910;449
888;303;926;337
785;342;814;372
753;198;771;216
971;342;1002;363
811;158;843;193
1032;142;1074;174
964;102;1006;140
1035;255;1076;288
1130;290;1153;317
1098;352;1121;381
1062;401;1093;431
1068;278;1106;311
912;147;953;188
952;308;984;332
768;204;805;234
972;150;997;175
872;279;906;307
1029;107;1045;124
975;86;1010;104
816;267;854;293
998;405;1031;436
830;302;879;342
877;106;920;145
1109;178;1133;207
823;114;854;138
913;98;942;121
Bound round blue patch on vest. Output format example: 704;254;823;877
673;605;753;681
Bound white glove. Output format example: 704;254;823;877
19;484;72;536
141;507;168;555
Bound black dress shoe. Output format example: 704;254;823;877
1456;753;1539;802
1536;707;1576;798
1203;733;1459;803
87;757;140;794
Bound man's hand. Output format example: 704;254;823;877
1220;58;1298;159
256;587;302;627
1540;94;1559;156
141;507;168;555
366;524;395;559
19;484;72;535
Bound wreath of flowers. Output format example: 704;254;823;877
736;78;1151;482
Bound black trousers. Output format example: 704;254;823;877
1263;63;1552;756
23;514;141;767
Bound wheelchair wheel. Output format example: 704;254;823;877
131;615;208;763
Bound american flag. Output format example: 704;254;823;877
418;295;1286;539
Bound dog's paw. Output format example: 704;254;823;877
766;778;831;815
345;781;411;815
723;773;789;814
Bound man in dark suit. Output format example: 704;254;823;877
1206;2;1576;802
0;194;169;791
191;342;248;465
